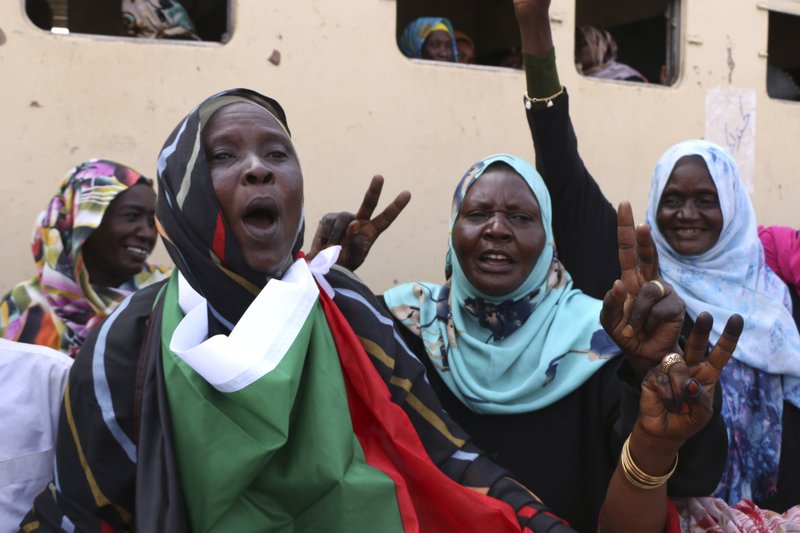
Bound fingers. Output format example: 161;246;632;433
707;314;743;372
635;223;660;281
625;280;671;337
651;355;702;416
683;312;713;367
641;365;674;412
354;175;384;221
640;354;713;441
616;201;639;294
330;213;355;246
663;355;691;412
371;190;411;234
599;279;628;332
309;215;336;257
641;283;684;335
680;376;711;426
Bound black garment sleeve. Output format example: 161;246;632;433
526;91;621;300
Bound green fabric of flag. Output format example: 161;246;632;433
160;274;404;532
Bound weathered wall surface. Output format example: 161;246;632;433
1;0;798;294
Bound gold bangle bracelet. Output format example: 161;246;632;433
524;86;565;109
620;435;678;490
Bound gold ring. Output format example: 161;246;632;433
648;280;666;299
660;353;684;375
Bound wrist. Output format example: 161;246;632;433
630;423;682;476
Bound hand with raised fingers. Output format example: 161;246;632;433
599;202;685;377
513;0;551;16
636;313;743;450
513;0;553;55
308;175;411;272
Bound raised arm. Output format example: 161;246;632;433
599;201;730;510
596;201;742;530
601;314;742;532
514;0;620;299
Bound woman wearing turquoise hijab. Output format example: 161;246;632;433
386;155;614;414
373;154;736;532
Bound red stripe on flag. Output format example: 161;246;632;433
665;500;681;533
317;288;521;533
212;212;226;262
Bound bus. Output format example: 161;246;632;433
1;0;798;293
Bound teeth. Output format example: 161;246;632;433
126;247;148;258
484;254;508;261
676;229;699;235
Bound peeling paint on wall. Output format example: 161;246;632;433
705;86;756;192
268;49;281;66
726;37;735;84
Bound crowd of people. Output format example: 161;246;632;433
3;0;800;531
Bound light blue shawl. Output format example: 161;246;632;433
384;155;618;414
646;140;800;502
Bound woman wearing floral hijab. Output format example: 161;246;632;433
0;159;168;357
645;141;800;505
516;0;800;510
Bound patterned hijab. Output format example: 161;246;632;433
121;0;199;40
398;17;458;61
577;26;647;82
384;155;618;414
646;140;800;502
0;160;169;357
156;88;304;330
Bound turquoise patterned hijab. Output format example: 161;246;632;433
384;155;618;414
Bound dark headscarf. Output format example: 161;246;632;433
155;88;303;329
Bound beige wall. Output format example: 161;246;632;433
1;0;798;296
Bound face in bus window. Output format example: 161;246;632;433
452;165;545;296
457;38;475;64
575;30;592;72
422;30;455;62
656;155;723;256
82;184;157;287
204;102;304;275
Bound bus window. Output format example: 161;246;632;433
25;0;54;30
396;0;523;68
575;0;680;85
24;0;231;42
767;10;800;102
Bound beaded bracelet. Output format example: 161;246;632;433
523;86;565;109
620;435;678;490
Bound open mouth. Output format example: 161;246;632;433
242;199;279;236
125;246;149;260
477;250;514;270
